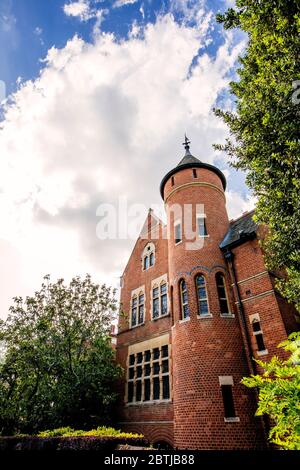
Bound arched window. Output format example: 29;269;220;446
142;242;155;270
179;279;189;320
195;274;209;316
216;273;230;315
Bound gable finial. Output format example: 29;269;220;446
182;134;191;154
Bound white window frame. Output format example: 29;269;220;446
130;286;145;329
216;272;233;317
249;314;268;356
196;213;209;238
195;273;211;318
174;220;182;245
151;274;169;320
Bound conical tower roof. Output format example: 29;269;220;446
159;136;226;199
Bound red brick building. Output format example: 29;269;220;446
115;139;299;450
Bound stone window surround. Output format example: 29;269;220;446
196;213;209;238
249;313;268;356
151;273;170;320
142;242;155;271
216;271;234;318
194;272;211;318
125;333;172;405
218;376;240;423
174;219;182;245
130;285;145;329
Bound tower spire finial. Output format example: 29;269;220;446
182;134;191;155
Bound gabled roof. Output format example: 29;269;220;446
220;210;257;250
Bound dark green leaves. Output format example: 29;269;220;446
0;275;122;435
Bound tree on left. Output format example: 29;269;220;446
0;274;122;435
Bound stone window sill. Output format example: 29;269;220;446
257;349;268;356
130;322;145;330
179;317;190;324
197;314;213;319
224;417;240;423
220;313;235;318
152;313;170;322
126;399;172;407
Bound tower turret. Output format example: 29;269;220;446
160;138;261;449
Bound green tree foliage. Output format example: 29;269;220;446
0;275;122;435
242;332;300;450
214;1;300;310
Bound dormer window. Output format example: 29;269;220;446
142;242;155;271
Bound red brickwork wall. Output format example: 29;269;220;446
164;167;265;449
115;162;298;450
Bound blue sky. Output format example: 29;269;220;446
1;0;239;95
0;0;254;317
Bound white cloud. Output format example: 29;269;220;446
34;26;43;36
63;0;95;21
226;191;257;220
114;0;138;8
0;13;246;318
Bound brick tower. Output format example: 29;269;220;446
160;137;263;449
115;137;299;449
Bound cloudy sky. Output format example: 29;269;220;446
0;0;255;318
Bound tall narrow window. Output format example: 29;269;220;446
149;252;154;266
138;294;144;324
180;279;189;319
195;274;209;316
171;176;175;186
221;385;236;418
160;283;168;316
252;320;266;352
131;296;137;327
197;215;208;237
216;273;230;315
144;256;149;270
192;168;197;178
174;221;182;244
152;287;159;319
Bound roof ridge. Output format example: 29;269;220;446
230;209;255;224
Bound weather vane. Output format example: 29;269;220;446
182;134;191;152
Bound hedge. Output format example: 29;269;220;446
0;426;148;451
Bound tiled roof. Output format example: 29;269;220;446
220;210;257;250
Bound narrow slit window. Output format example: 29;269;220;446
160;283;168;316
180;279;190;319
195;274;209;316
144;256;149;270
252;320;266;352
153;377;160;400
152;287;159;319
192;169;197;178
221;385;236;418
131;296;137;327
174;221;182;244
128;382;134;403
216;273;230;315
136;380;142;402
138;294;144;324
171;176;175;186
197;216;208;237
